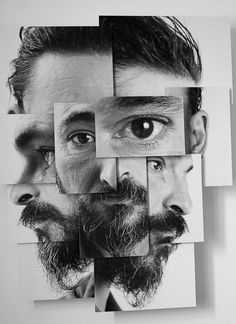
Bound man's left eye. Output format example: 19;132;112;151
69;132;95;145
113;117;166;141
148;159;165;172
39;148;55;166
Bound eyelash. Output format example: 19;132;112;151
37;147;55;169
67;131;95;155
111;115;173;151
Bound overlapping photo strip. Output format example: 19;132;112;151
1;16;232;311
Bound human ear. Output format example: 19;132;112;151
189;110;208;154
7;104;22;114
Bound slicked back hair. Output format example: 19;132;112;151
8;16;202;113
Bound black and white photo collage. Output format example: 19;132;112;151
0;16;232;311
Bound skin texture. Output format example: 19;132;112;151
95;96;185;157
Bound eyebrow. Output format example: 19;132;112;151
58;111;95;134
15;127;50;150
97;96;183;116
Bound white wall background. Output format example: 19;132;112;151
0;0;236;323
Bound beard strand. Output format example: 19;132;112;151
95;244;177;308
79;203;148;257
38;240;92;291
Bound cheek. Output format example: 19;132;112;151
60;156;102;193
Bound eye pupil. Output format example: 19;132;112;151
153;162;161;171
131;119;153;139
76;134;92;144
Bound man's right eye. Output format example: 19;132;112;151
38;147;55;167
147;158;165;172
69;132;95;145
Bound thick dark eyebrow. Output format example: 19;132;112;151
97;96;183;116
59;111;95;134
15;127;48;150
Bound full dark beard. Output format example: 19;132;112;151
79;203;148;257
78;177;149;257
95;244;177;308
38;241;92;291
19;200;92;291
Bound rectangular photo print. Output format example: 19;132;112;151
79;157;150;259
18;243;94;301
147;154;204;244
0;114;56;185
94;243;195;311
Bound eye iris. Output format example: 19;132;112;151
131;119;153;139
153;161;162;171
75;134;93;144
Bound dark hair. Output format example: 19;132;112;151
8;17;202;112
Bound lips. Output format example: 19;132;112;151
151;231;177;245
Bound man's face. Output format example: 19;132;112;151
148;155;193;243
10;52;196;288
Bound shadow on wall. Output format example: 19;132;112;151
195;26;236;311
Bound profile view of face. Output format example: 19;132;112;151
148;155;193;244
0;114;55;185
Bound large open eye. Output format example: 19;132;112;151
114;117;166;141
69;132;95;145
148;158;165;172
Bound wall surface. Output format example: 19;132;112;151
0;0;236;323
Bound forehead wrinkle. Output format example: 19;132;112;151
96;96;183;123
55;103;88;117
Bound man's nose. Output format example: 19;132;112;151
117;158;130;181
99;158;117;190
117;157;147;184
10;184;40;205
163;179;193;215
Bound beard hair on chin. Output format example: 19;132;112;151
79;202;148;257
95;244;177;308
38;241;92;292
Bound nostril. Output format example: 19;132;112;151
170;205;184;215
18;194;33;204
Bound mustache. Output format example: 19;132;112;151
19;200;65;228
89;177;148;205
149;209;188;242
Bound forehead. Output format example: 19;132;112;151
23;53;114;113
23;53;193;114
